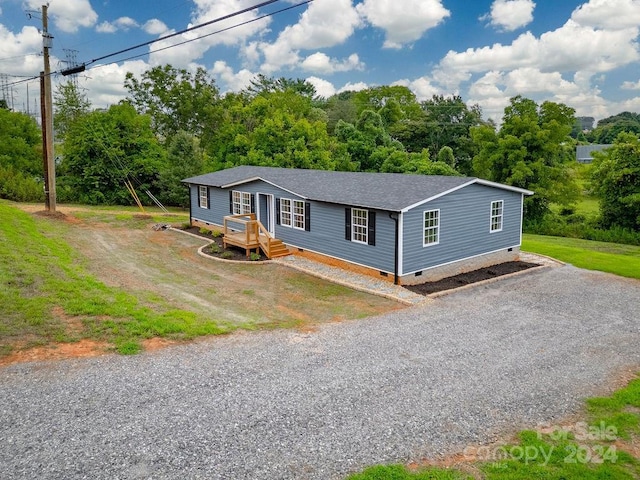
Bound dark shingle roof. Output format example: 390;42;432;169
183;166;531;212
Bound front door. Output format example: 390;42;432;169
257;193;275;236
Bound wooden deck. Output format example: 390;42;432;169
223;214;290;259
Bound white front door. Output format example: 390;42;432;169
257;193;275;236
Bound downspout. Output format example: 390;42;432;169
389;212;399;285
188;183;193;227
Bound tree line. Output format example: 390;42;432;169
1;65;638;233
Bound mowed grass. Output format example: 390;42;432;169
522;234;640;280
0;202;228;356
346;376;640;480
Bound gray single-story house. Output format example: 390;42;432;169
183;166;533;284
576;144;612;163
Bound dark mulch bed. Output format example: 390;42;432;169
182;226;264;261
405;261;539;295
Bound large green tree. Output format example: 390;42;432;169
207;90;337;171
124;65;220;144
393;95;484;175
591;133;640;230
53;81;91;141
156;131;204;207
59;103;166;205
472;96;579;221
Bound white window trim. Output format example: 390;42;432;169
292;199;305;231
280;198;306;230
199;186;208;209
423;209;440;247
280;198;292;227
490;200;504;233
351;208;368;245
232;190;252;215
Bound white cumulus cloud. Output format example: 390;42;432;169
571;0;640;29
143;19;168;35
258;0;361;73
356;0;450;48
25;0;97;33
482;0;536;32
301;53;364;74
150;0;272;67
211;60;256;92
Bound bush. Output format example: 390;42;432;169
212;230;223;238
0;166;44;202
525;213;640;245
220;251;233;259
199;227;210;235
208;243;221;254
250;252;261;261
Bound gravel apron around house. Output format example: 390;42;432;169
1;265;640;479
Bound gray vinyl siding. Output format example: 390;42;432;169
189;184;229;225
288;202;396;273
189;181;396;273
402;184;522;274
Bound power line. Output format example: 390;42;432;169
91;0;313;68
63;0;283;75
4;0;287;86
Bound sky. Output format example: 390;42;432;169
0;0;639;124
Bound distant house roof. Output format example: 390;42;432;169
183;166;533;212
576;144;612;163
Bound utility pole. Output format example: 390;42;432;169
41;4;56;212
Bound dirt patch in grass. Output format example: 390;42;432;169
405;261;539;295
0;339;109;366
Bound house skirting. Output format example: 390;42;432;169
192;218;224;234
399;248;521;285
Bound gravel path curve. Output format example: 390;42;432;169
1;265;640;479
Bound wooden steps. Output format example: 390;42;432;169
264;239;289;258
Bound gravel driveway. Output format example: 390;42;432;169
2;265;640;479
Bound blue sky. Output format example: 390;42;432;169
1;0;639;123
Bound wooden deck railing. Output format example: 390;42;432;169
223;214;288;258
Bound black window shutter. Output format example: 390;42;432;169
250;194;255;214
345;208;351;241
305;202;311;231
275;198;281;225
206;187;210;209
368;211;376;246
228;191;233;213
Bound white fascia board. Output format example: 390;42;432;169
221;177;308;199
474;179;534;196
400;180;477;213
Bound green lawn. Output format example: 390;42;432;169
522;234;640;280
347;376;640;480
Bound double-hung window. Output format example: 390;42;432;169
292;200;305;230
232;190;252;215
351;208;368;244
198;186;208;209
280;198;292;226
280;198;306;230
424;209;440;246
490;200;503;233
